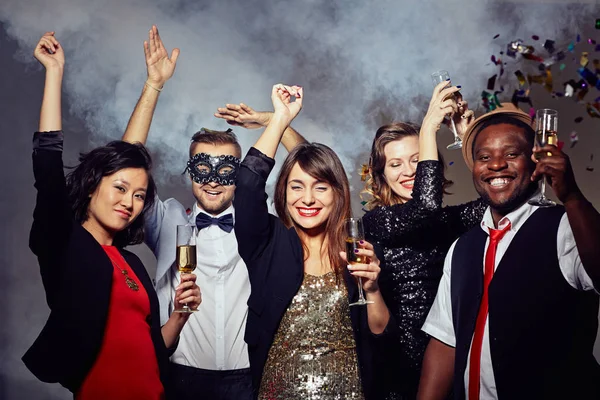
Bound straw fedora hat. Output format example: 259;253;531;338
462;103;533;170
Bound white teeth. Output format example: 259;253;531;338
490;178;510;187
402;180;414;186
299;209;318;215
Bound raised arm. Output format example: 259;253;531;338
122;25;179;144
533;144;600;289
234;84;303;261
214;102;307;152
30;33;72;308
36;32;64;131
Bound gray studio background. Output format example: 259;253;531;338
1;0;600;398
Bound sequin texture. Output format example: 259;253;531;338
259;272;364;400
363;160;486;399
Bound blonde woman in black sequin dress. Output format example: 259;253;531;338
234;84;396;400
361;82;487;400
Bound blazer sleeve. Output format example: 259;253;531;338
29;131;74;308
363;160;444;247
234;147;277;264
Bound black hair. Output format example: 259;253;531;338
472;115;536;158
66;141;156;247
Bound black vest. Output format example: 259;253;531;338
450;206;600;400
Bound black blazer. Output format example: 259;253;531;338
234;148;396;400
22;131;171;393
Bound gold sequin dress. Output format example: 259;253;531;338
258;272;364;400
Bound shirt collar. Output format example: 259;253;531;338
480;191;541;234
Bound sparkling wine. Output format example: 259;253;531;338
346;238;366;264
176;245;196;273
535;130;558;159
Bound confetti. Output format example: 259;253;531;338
569;131;579;148
544;39;555;54
589;38;597;45
557;140;565;151
578;67;599;89
586;103;600;118
574;116;584;123
186;208;192;215
580;52;589;67
568;42;575;52
586;154;594;172
522;53;544;62
532;35;540;41
576;34;581;43
560;63;566;71
361;201;368;206
449;161;454;166
564;84;575;97
487;74;497;90
596;19;600;29
494;34;500;39
515;70;527;87
595;44;600;52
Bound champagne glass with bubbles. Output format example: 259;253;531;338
431;70;462;150
345;218;374;307
528;109;558;207
175;224;198;313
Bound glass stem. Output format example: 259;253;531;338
450;119;460;141
541;177;547;198
357;277;366;301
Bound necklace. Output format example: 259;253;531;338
105;249;139;291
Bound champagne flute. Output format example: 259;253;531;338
175;224;198;313
528;109;558;207
431;70;463;150
345;218;374;307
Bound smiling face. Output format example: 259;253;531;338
382;135;420;202
190;142;238;216
285;162;334;233
472;123;537;220
85;167;148;237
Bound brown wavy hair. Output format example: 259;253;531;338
274;143;352;279
362;122;453;210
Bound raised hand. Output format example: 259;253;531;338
531;144;582;204
452;94;475;140
214;103;271;129
421;81;461;135
144;25;180;89
271;84;303;125
33;32;65;70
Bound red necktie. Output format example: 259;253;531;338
468;222;511;400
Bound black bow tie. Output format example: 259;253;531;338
195;213;234;233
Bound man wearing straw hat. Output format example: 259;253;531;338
417;104;600;400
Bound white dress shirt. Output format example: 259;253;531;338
169;204;251;371
422;199;596;400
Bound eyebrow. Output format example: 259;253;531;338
114;179;147;192
388;152;419;161
289;179;327;185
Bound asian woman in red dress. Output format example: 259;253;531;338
23;32;201;399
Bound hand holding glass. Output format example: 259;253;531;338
345;218;374;307
431;70;462;150
528;109;558;207
175;224;198;313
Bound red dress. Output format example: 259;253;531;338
77;245;165;400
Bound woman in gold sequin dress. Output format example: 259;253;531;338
234;84;395;400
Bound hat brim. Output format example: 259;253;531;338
462;103;533;170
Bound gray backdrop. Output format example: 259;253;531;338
1;0;600;398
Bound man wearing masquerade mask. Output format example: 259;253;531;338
122;26;306;400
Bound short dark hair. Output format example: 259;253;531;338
66;141;156;247
189;128;242;158
473;115;535;158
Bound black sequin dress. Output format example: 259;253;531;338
362;160;486;400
